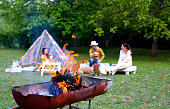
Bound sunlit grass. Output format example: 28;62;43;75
0;48;169;108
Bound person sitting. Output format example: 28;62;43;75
41;48;50;62
89;41;105;75
33;48;50;72
107;43;132;75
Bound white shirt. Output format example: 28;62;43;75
117;50;132;66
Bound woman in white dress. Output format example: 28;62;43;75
107;43;132;75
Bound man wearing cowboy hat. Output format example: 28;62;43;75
89;41;105;67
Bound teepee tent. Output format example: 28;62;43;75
20;30;66;66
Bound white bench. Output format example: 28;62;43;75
117;66;137;75
79;63;137;75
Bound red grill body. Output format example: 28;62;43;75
12;76;112;109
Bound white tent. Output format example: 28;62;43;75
20;30;66;66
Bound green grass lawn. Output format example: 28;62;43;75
0;47;169;109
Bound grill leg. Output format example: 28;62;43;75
68;98;92;109
69;104;81;109
69;105;71;109
88;99;91;109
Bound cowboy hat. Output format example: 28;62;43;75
90;41;98;46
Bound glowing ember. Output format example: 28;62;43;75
56;81;68;93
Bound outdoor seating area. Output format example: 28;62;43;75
40;61;61;76
80;63;137;75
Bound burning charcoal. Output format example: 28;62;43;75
56;71;60;75
51;70;83;92
73;74;82;89
66;85;75;91
52;75;69;82
64;71;73;77
52;73;74;84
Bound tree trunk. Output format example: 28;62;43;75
8;38;13;48
104;29;112;48
105;39;109;48
19;42;22;48
151;39;158;57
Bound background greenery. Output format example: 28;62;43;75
0;47;169;108
0;0;170;56
0;0;170;108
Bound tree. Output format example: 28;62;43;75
125;0;170;56
0;0;28;47
47;0;96;45
0;0;169;53
90;0;170;56
147;0;170;56
89;0;122;48
0;0;96;47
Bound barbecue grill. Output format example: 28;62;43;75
12;76;112;109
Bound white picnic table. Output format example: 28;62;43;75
41;61;61;76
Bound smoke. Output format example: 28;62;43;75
21;70;51;84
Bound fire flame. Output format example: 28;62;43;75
51;43;81;93
34;43;81;94
61;43;79;75
57;81;68;93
